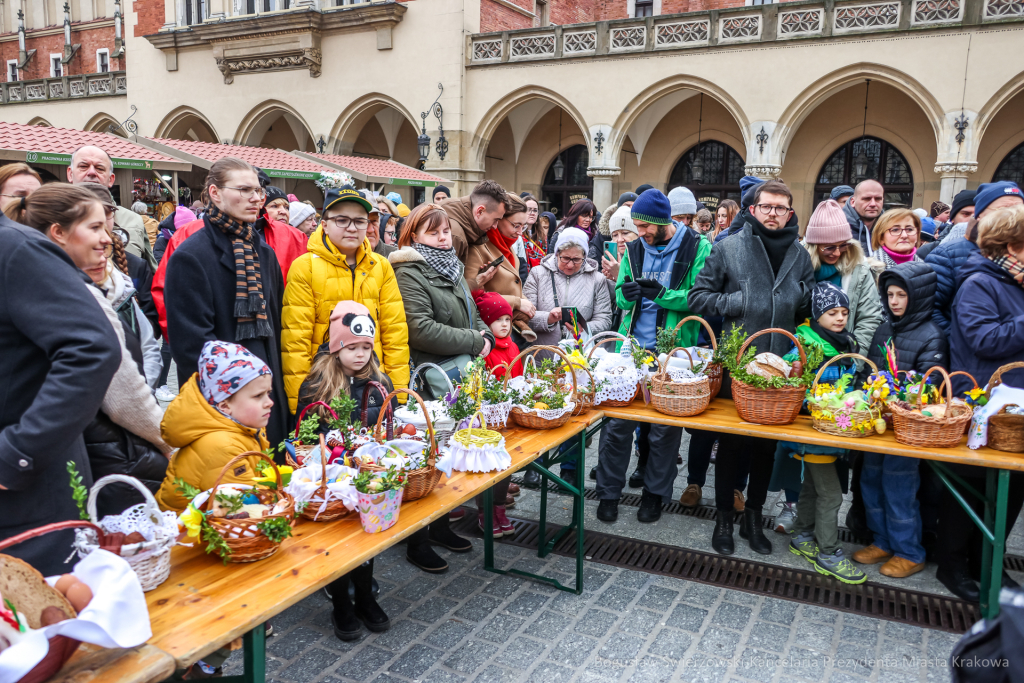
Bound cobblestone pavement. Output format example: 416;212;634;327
230;538;960;683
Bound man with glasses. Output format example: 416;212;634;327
68;145;157;269
595;188;711;525
281;188;408;412
844;179;885;255
690;179;814;557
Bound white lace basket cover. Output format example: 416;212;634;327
590;350;643;405
394;399;456;446
352;438;433;471
74;474;178;592
285;463;359;520
506;375;575;419
480;400;513;428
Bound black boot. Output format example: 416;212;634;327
628;467;645;488
597;499;618;522
330;575;363;641
406;528;449;574
428;517;472;553
522;469;541;489
637;489;662;523
589;466;598;481
936;563;980;602
739;507;772;554
351;560;390;633
712;513;734;555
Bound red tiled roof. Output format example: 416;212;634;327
0;121;183;168
149;139;329;178
306;152;447;184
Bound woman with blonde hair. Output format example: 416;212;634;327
870;208;922;268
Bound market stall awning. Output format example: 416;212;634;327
293;151;448;187
0;122;190;171
138;138;331;180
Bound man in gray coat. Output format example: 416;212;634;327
843;180;885;256
689;179;814;557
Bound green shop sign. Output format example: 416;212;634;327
387;178;433;187
25;151;153;170
263;168;321;180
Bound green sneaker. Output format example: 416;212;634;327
788;531;818;561
813;548;867;585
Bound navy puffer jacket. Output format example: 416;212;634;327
924;235;979;335
864;261;948;376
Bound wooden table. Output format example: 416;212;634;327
47;644;175;683
141;413;603;683
602;398;1023;619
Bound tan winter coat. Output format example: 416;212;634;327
465;237;524;313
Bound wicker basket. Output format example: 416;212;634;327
985;361;1024;453
937;371;981;436
77;474;176;591
567;362;597;416
807;354;880;438
358;389;441;502
509;346;578;429
409;362;457;446
731;328;808;426
300;434;356;522
890;366;973;448
651;347;711;417
586;333;643;407
670;316;723;400
202;452;296;563
286;401;339;468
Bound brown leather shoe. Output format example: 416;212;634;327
679;484;702;508
733;490;745;512
508;483;521;497
852;544;893;564
505;494;516;509
880;556;925;578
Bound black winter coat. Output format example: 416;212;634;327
295;343;397;435
0;215;120;575
83;412;168;518
126;252;159;338
153;212;176;267
864;261;948;377
165;215;289;447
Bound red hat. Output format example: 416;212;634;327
472;290;512;326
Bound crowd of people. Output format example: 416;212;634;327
2;144;1024;675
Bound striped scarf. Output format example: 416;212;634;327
991;252;1024;289
206;203;272;340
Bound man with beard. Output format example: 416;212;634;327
594;189;711;525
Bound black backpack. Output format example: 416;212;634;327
950;589;1024;683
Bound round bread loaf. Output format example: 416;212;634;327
0;555;77;629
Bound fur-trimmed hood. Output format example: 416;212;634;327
387;245;426;265
597;203;618;237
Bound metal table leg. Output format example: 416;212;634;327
219;625;266;683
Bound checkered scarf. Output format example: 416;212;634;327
412;242;463;284
206;203;272;340
990;252;1024;289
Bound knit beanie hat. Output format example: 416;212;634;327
433;185;451;200
174;206;197;230
630;189;672;226
830;185;855;201
396;203;411;218
554;227;590;254
617;192;638;207
739;176;765;210
920;216;937;235
288;201;315;228
608;205;638;237
328;301;377;354
973;181;1022;218
667;186;697;216
386;191;403;206
930;201;950;218
634;184;655;195
263;185;288;207
950;189;977;221
804;199;852;244
287;194;298;202
811;281;850;321
197;340;271;406
472;290;513;327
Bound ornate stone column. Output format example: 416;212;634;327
588;166;621;213
743;165;782;179
935;162;977;204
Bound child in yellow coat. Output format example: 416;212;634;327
156;340;273;513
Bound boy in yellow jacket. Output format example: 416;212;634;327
281;188;409;413
156;340;273;512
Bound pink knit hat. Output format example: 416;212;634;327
804;199;852;244
174;205;197;230
328;301;377;354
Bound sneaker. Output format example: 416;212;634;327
774;502;797;534
733;490;745;512
813;548;867;585
679;484;702;508
155;385;177;402
477;511;502;539
788;530;819;561
597;499;618;522
494;506;515;536
183;661;221;679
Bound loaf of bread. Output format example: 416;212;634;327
744;352;792;380
0;555;77;629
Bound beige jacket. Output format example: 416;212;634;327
465;237;524;312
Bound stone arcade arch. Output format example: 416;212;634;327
235;101;315;152
154;107;220;143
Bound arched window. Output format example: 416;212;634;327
668;141;745;211
814;137;913;209
542;144;592;217
994;141;1024;186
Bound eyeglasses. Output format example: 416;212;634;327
819;244;849;254
223;186;266;201
754;204;793;216
558;256;584;266
886;226;918;237
324;215;369;230
508;222;527;232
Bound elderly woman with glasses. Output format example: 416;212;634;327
870;208;923;269
522;226;612;351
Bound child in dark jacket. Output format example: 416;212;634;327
854;261;948;579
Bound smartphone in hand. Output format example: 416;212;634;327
482;255;505;272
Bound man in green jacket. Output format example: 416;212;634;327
595;189;711;525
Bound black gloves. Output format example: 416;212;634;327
620;280;642;302
635;278;664;301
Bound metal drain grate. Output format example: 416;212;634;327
457;511;980;633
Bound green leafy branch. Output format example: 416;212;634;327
720;325;822;389
256;516;293;544
174;477;202;500
296;413;321;445
66;461;89;521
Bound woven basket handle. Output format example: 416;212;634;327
582;331;627;356
203;451;281;514
672;315;718;351
911;366;957;423
362;381;393;439
657;347;695;379
811;353;877;390
87;474;163;528
535;345;579;399
409;362;455;399
989;362;1024;391
293;401;338;440
0;520;105;553
467;410;488;430
937;370;979;397
317;434;329;497
736;327;806;368
374;388;437;468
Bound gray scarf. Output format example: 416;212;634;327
413;242;463;284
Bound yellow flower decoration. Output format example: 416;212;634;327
254;465;293;488
181;503;204;539
968;387;985;401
